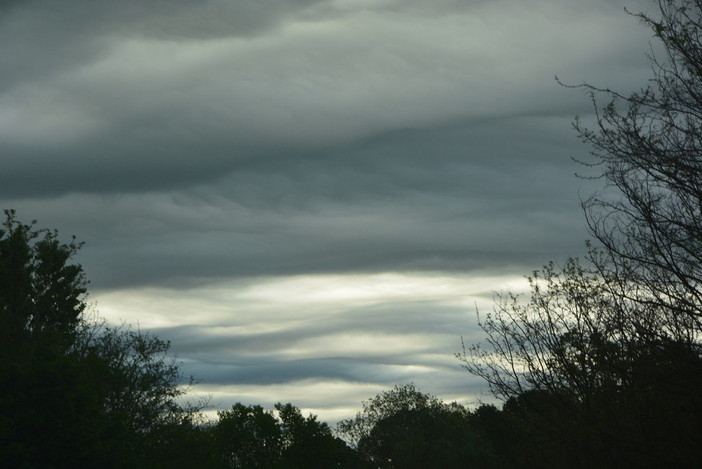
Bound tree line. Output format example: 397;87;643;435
0;209;502;468
4;0;702;467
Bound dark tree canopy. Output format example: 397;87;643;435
215;403;282;468
0;209;87;348
0;211;204;468
336;384;500;469
213;402;362;469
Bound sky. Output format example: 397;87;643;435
1;0;656;423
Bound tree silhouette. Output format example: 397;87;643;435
0;209;86;349
213;402;363;469
0;211;202;468
461;1;702;466
572;0;702;325
337;384;499;468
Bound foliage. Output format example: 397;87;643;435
213;402;363;469
336;383;447;449
0;211;202;468
0;209;87;349
0;210;98;467
274;402;359;469
75;323;193;436
459;256;702;466
0;210;368;468
336;384;499;468
214;403;282;468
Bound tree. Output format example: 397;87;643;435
458;258;702;467
336;383;443;450
460;2;702;465
336;384;498;468
0;210;98;467
70;321;205;467
275;402;356;469
0;209;87;349
0;211;202;468
214;403;282;469
573;0;702;325
213;402;362;469
76;324;194;434
458;257;695;401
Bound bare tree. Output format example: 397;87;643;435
457;257;693;402
574;0;702;325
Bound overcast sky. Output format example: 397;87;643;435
1;0;655;422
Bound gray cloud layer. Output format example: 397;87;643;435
0;0;656;417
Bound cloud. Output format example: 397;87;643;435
0;0;651;198
96;272;523;413
5;114;595;290
0;0;658;421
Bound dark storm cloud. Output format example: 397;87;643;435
188;357;364;386
0;111;579;198
7;115;596;289
0;0;651;204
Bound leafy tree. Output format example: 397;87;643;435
214;403;282;469
144;415;221;469
336;383;442;449
0;211;202;468
213;402;362;469
0;210;98;467
0;211;367;468
0;209;87;349
336;384;499;468
70;321;204;467
76;324;193;433
275;402;356;469
468;403;544;469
